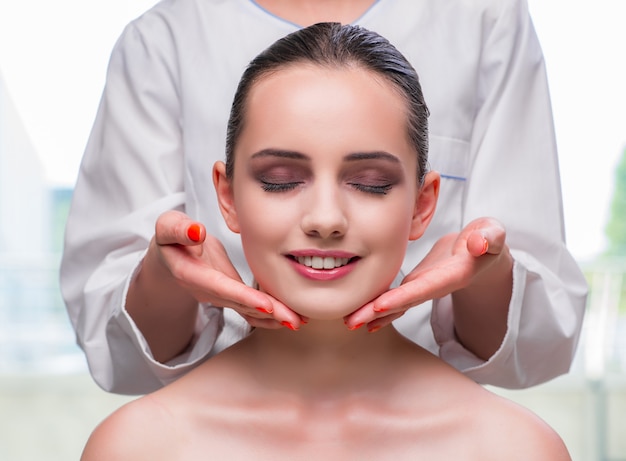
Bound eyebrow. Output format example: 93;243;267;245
344;151;401;164
250;149;309;161
250;149;400;164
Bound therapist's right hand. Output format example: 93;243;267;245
153;210;303;330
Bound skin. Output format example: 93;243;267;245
217;65;437;321
126;0;513;364
82;63;568;461
81;336;570;461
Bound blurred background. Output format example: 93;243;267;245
0;1;625;460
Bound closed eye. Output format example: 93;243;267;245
260;180;303;192
348;182;393;195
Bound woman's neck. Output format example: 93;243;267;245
253;0;378;26
239;321;423;397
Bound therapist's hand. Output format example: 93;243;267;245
153;210;304;330
128;210;304;363
344;218;512;353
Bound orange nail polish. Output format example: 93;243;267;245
281;321;298;331
348;323;365;331
368;325;382;334
256;307;272;314
187;224;201;242
480;238;489;256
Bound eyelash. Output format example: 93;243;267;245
348;183;392;195
260;180;302;192
260;180;392;195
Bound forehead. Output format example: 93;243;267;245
250;63;404;114
238;64;412;159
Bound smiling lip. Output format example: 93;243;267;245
286;250;359;281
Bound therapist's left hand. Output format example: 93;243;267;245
344;217;511;332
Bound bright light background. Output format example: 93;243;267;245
0;0;624;261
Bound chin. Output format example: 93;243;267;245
277;292;378;321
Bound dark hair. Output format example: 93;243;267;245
225;22;429;184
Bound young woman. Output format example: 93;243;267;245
61;0;587;395
81;23;571;461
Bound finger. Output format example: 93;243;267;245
378;261;472;313
345;285;428;329
155;210;206;246
373;282;430;313
266;297;304;331
366;311;405;333
243;311;304;331
466;230;490;257
241;315;284;330
222;303;274;320
211;279;302;331
466;226;505;257
184;268;275;313
201;233;245;281
235;299;306;326
343;301;377;330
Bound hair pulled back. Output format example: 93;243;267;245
225;22;429;183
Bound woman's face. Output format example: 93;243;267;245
216;64;437;320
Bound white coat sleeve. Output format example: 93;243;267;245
60;20;235;395
430;0;588;388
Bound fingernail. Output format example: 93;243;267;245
256;307;272;314
187;224;201;242
281;321;299;331
368;325;382;334
348;323;364;331
480;238;489;256
373;306;387;313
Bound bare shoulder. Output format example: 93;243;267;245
481;393;571;461
80;394;177;461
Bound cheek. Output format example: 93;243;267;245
237;203;285;246
233;180;288;231
358;191;415;234
235;192;293;269
358;196;414;266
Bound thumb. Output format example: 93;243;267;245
466;225;505;257
155;210;206;246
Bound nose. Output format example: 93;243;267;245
300;182;348;239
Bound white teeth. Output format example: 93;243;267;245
312;256;323;269
323;257;335;269
296;256;350;269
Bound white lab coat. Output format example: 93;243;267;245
61;0;588;394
